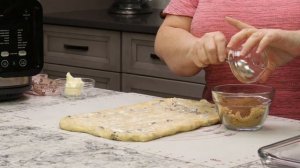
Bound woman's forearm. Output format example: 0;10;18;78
154;17;201;76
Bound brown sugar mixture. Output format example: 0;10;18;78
217;96;269;128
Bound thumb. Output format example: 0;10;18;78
258;60;276;83
257;68;274;83
225;16;254;30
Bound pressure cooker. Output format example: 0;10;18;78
0;0;43;101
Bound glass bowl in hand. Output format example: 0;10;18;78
227;48;268;83
212;84;275;131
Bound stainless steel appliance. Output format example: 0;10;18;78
109;0;152;15
0;0;43;101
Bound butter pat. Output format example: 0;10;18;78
64;72;84;96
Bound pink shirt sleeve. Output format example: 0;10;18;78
163;0;199;17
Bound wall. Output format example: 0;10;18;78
40;0;170;14
151;0;169;8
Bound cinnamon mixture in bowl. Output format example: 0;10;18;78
212;84;274;131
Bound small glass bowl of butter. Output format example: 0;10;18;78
54;76;95;99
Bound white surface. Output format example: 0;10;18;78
1;90;299;167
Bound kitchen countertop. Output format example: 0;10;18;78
43;9;164;34
1;88;299;168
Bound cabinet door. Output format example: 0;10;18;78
122;73;205;100
122;32;205;84
43;63;121;91
44;25;121;72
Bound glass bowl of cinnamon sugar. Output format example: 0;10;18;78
212;84;275;131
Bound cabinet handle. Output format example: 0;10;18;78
150;53;160;60
64;44;89;51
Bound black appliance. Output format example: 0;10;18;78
109;0;152;15
0;0;43;101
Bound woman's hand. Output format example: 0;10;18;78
226;17;300;83
187;31;227;68
155;15;228;76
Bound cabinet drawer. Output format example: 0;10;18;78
43;63;121;91
122;73;205;100
122;32;205;84
44;25;121;72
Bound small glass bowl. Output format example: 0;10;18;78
54;78;95;99
227;48;268;83
212;84;275;131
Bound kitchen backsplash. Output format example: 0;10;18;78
40;0;170;14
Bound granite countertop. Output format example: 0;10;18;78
1;88;299;168
0;90;196;168
43;9;164;34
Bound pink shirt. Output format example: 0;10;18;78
164;0;300;120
